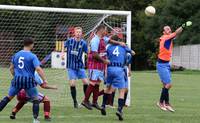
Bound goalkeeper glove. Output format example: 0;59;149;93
182;21;192;28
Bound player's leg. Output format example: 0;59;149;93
101;86;113;115
0;85;19;111
41;95;51;121
156;62;172;111
10;90;27;119
67;68;78;108
100;68;115;115
26;87;40;122
106;90;115;108
10;101;26;119
82;69;97;110
163;65;174;112
78;69;89;95
91;70;105;110
116;88;126;121
124;89;129;107
123;67;129;107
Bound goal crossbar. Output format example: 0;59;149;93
0;5;131;15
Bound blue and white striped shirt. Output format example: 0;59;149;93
64;38;88;69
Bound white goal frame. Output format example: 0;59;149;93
0;5;132;106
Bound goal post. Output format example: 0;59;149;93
0;5;132;109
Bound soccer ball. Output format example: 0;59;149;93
145;6;156;16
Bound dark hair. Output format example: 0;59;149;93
111;35;119;41
96;24;106;32
23;37;34;46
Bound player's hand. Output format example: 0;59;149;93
131;50;136;56
182;21;192;28
103;59;110;64
43;80;48;84
119;42;126;47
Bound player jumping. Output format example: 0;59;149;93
62;27;89;108
0;37;49;123
156;21;192;112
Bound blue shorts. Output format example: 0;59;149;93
67;68;87;80
9;86;38;98
156;62;171;84
106;67;126;89
88;69;104;82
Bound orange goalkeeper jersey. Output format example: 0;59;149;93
158;32;176;61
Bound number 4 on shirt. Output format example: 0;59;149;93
113;46;120;57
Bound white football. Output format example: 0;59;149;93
145;6;156;16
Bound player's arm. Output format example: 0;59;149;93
92;52;109;64
109;39;126;47
106;35;126;47
35;66;48;83
35;72;57;90
170;21;193;39
40;83;57;90
9;63;14;76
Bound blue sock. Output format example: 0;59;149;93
102;93;109;109
118;98;124;113
32;100;39;119
164;88;169;104
0;96;10;111
159;88;165;103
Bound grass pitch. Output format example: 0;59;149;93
0;68;200;123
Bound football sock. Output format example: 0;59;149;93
83;84;88;95
124;92;128;106
92;84;99;104
0;96;10;111
33;100;39;119
102;93;109;108
159;88;165;103
84;84;94;102
118;98;124;113
44;101;50;117
70;86;77;103
164;88;169;104
111;92;115;106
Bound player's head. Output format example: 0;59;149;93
74;27;83;39
111;35;120;42
23;37;34;50
96;24;107;36
163;26;172;35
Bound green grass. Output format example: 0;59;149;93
0;68;200;123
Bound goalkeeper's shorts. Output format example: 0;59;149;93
156;62;171;84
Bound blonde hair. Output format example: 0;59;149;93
74;27;83;31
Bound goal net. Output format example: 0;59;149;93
0;5;131;119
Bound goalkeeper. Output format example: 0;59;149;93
156;21;192;112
